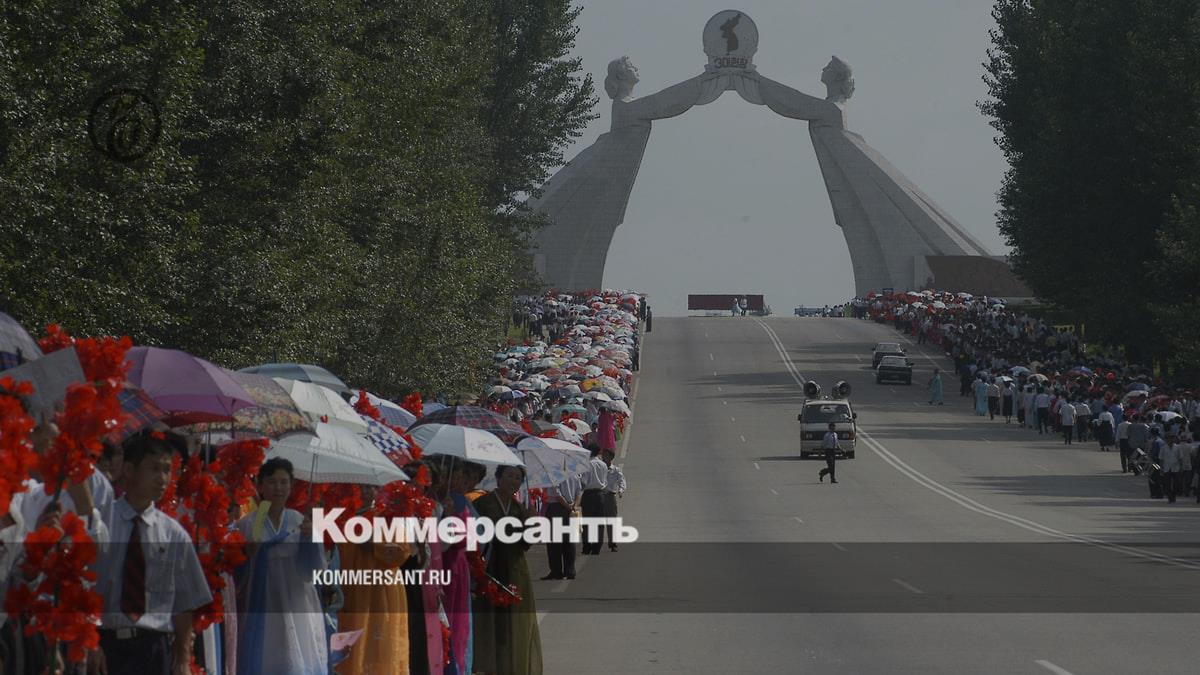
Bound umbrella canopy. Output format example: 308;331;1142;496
408;424;522;467
267;423;409;485
275;378;368;433
186;371;313;438
1126;382;1151;392
583;391;612;402
410;405;529;446
349;391;417;430
239;363;350;395
105;384;168;444
0;312;42;369
1120;390;1149;404
551;424;583;444
364;418;415;467
561;418;591;436
500;436;591;489
126;346;255;426
601;399;632;416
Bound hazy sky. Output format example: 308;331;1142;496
560;1;1007;314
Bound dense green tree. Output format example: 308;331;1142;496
0;0;596;396
981;0;1200;363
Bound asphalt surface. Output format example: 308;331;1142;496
534;317;1200;674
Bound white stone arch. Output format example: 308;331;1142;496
529;14;992;295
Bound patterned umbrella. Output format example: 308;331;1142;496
0;312;42;370
275;378;369;433
238;362;350;394
409;405;530;446
349;391;417;430
408;424;522;467
184;371;313;439
479;437;591;490
267;423;409;486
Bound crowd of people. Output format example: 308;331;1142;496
0;289;644;675
850;290;1200;504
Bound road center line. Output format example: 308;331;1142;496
730;417;735;422
1034;659;1076;675
769;488;779;495
739;435;746;442
753;462;760;470
755;317;1200;572
892;578;924;594
709;353;714;361
793;516;804;524
831;542;848;552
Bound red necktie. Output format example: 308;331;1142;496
120;518;146;622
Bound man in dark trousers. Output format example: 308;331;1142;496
818;422;840;484
645;305;652;332
579;448;608;554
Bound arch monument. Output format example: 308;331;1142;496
529;10;1008;296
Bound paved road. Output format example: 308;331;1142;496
535;317;1200;674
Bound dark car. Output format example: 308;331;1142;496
871;342;906;368
876;355;913;384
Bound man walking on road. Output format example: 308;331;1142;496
818;422;840;484
1060;397;1077;444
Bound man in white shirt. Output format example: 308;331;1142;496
1035;390;1051;434
818;423;841;484
1059;398;1077;445
601;449;626;552
579;450;608;555
1117;417;1134;472
1158;436;1183;503
541;472;581;580
91;431;211;675
1073;400;1092;442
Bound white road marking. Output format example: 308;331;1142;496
709;353;714;361
892;578;924;595
769;488;779;495
723;400;727;405
1035;464;1048;471
980;437;992;443
730;417;736;422
537;611;548;626
890;387;897;394
756;318;1200;572
1035;659;1076;675
739;435;746;443
831;542;848;552
717;386;723;392
618;359;642;460
753;462;761;470
713;370;717;377
793;516;804;524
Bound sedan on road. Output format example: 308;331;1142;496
871;342;906;368
876;355;913;385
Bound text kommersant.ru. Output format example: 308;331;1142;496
311;508;640;551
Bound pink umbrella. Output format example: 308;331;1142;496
126;346;255;426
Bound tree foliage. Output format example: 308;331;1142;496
981;0;1200;368
0;0;595;397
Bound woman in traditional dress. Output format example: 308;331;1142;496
927;368;944;406
596;407;617;454
441;462;482;674
472;465;543;675
235;458;329;675
336;483;414;675
973;376;989;416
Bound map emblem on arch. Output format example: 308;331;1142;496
702;10;759;71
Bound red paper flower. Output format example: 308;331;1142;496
210;439;267;508
39;382;125;494
466;549;522;608
4;511;102;664
352;389;381;421
0;377;37;514
400;393;423;420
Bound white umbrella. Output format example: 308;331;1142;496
408;423;523;467
1009;366;1031;375
277;378;369;433
267;423;409;485
562;418;591;436
583;391;613;402
511;436;592;488
551;424;583;444
602;400;632;416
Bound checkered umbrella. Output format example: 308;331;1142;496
365;418;414;467
105;384;168;444
0;312;42;370
409;405;530;446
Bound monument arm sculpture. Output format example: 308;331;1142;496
612;71;727;127
755;72;844;127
